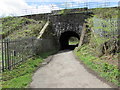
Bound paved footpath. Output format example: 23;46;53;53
30;51;113;88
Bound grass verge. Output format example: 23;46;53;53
74;45;120;87
1;50;57;88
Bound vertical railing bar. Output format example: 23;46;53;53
17;41;19;64
4;40;7;70
7;39;10;70
13;42;16;67
20;39;23;64
15;39;17;68
1;39;4;72
10;50;12;69
22;40;24;62
1;38;36;71
9;39;12;70
11;51;13;69
13;50;15;68
20;42;23;61
17;51;19;65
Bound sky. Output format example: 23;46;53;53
0;0;119;17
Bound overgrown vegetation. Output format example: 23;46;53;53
2;16;46;39
91;7;118;19
75;45;119;86
86;15;118;56
75;7;119;86
1;51;57;88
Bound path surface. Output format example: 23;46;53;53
30;51;112;88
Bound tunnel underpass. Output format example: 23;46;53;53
59;31;80;50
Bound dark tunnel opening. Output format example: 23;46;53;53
59;31;80;50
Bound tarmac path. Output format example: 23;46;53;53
30;51;112;88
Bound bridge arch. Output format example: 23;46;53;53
59;31;80;50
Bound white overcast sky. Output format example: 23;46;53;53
0;0;119;17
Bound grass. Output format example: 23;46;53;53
69;37;79;45
2;74;31;88
69;41;78;45
74;45;120;86
2;16;46;39
8;21;46;39
1;50;57;88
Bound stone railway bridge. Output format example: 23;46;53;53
49;12;92;49
24;11;93;50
